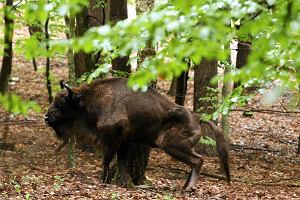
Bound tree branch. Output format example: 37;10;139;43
231;108;300;114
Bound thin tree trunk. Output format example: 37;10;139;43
168;76;177;96
64;15;76;168
193;59;218;114
297;135;300;155
221;65;233;136
175;70;189;106
45;16;53;103
67;134;76;168
0;0;14;94
65;16;76;84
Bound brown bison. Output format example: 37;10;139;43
45;77;230;190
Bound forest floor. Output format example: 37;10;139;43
1;25;300;200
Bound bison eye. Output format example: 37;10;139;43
56;98;66;108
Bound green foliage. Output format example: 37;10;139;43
4;0;300;114
53;175;64;191
163;194;176;200
200;136;216;147
197;87;221;119
110;192;121;200
25;192;31;200
0;94;41;115
66;0;299;106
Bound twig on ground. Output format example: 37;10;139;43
241;127;270;133
231;144;280;153
231;108;300;114
0;120;38;125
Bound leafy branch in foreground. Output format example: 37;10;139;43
68;0;299;98
0;94;41;115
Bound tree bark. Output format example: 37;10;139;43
108;0;131;73
0;0;14;94
234;40;251;88
193;59;218;114
45;16;53;103
65;16;76;84
73;1;109;78
175;70;189;106
168;76;177;96
236;40;251;69
221;64;233;136
74;7;96;78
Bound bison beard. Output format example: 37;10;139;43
45;78;230;191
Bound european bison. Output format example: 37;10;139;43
45;77;230;190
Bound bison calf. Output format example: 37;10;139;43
45;78;230;190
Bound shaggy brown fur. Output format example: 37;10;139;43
45;77;230;190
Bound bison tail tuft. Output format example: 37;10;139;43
197;120;231;182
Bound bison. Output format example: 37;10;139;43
45;77;230;191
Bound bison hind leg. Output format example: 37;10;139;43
128;144;150;185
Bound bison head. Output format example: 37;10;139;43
45;81;81;141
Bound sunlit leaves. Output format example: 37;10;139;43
11;0;300;110
0;94;41;115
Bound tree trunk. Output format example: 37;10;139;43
221;64;233;136
234;40;251;88
73;1;109;78
168;76;177;96
297;134;300;154
175;70;189;106
193;59;218;114
236;41;251;69
0;0;14;94
109;0;131;73
45;16;53;103
65;16;76;84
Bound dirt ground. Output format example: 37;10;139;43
0;26;300;199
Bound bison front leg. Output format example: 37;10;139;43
117;144;131;186
102;146;117;184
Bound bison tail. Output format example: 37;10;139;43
215;127;231;183
198;120;231;183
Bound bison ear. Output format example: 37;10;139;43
60;80;73;99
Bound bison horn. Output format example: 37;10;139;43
60;80;73;98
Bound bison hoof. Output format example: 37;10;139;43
182;186;197;193
118;180;129;187
102;174;111;184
